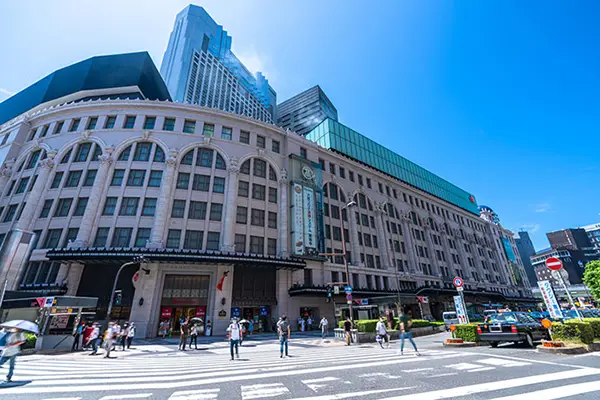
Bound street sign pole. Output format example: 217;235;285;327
459;289;469;324
453;276;469;324
554;270;583;321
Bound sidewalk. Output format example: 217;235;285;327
144;329;328;346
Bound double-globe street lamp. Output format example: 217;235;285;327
106;256;148;320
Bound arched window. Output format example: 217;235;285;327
154;146;165;162
60;149;72;164
240;160;250;175
73;143;92;163
25;150;42;169
269;166;277;181
197;149;214;167
182;150;194;165
133;142;152;161
215;153;226;170
92;144;102;161
118;145;132;161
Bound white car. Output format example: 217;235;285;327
442;312;459;331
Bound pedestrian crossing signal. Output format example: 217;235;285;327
114;290;122;306
327;286;333;298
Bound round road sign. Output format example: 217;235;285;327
453;276;464;288
545;257;563;271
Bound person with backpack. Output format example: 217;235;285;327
398;309;420;356
0;327;26;383
126;322;135;349
277;315;291;358
226;318;242;361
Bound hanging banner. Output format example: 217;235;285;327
196;306;206;318
538;280;562;320
160;307;172;319
292;184;304;255
453;295;468;324
303;186;316;250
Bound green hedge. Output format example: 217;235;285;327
582;318;600;339
22;333;37;350
551;321;594;344
337;319;441;332
453;324;479;342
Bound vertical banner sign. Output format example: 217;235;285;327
538;280;562;320
453;295;468;324
314;162;326;254
292;184;304;255
303;187;316;250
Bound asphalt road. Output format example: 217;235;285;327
1;332;599;399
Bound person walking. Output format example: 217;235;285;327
189;324;198;350
103;322;116;358
319;317;329;339
126;322;135;349
277;315;291;358
88;322;100;355
0;327;26;384
227;318;242;361
398;309;420;356
120;323;129;351
376;317;390;349
179;319;189;351
344;317;353;346
72;321;84;351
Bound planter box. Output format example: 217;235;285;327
334;325;445;344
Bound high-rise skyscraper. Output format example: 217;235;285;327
515;231;537;285
277;85;338;136
160;5;276;123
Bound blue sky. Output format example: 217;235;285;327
1;0;598;250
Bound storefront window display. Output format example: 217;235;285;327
160;274;209;335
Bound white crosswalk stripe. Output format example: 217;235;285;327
168;388;220;400
240;383;289;399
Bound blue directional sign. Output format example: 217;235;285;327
344;286;352;294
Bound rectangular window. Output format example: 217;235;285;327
339;167;345;178
256;135;266;148
209;203;223;221
3;204;17;222
348;171;354;182
172;200;186;218
184;230;203;250
141;198;157;216
111;227;132;247
53;121;64;134
69;118;80;132
111;169;125;186
148;170;163;187
163;118;175;131
54;198;73;217
15;177;29;194
363;234;372;247
192;174;210;191
104;116;116;129
332;226;342;241
44;229;63;248
5;180;15;196
318;159;325;170
38;199;53;219
236;206;248;224
267;238;277;255
251;209;265;226
329;163;336;175
268;211;277;228
135;228;151;247
166;229;181;248
39;125;49;138
133;142;151;161
143;116;156;130
102;197;118;215
83;169;97;186
238;181;249;197
300;147;307;159
73;197;88;216
221;126;232;140
202;123;214;137
213;177;225;193
330;205;340;219
188;201;207;219
206;232;220;250
123;116;136;129
93;227;110;247
272;140;280;153
252;184;265;200
249;236;264;254
183;120;196;133
235;234;246;253
127;170;146;186
304;269;313;286
265;186;277;203
64;228;79;247
358;174;363;185
86;117;98;130
65;170;82;187
119;197;139;216
176;172;190;189
240;130;250;144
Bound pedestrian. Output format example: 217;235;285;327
159;321;167;339
307;316;313;331
72;321;84;351
398;309;420;356
0;327;26;384
376;317;389;348
120;323;129;351
277;315;291;358
111;322;121;351
126;322;135;349
88;322;100;355
319;316;329;339
344;317;353;346
189;324;198;349
103;322;118;358
206;320;212;336
248;320;254;336
179;319;189;351
227;318;242;361
300;318;306;332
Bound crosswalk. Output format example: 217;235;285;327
2;344;600;399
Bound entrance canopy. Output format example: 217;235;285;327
46;248;306;270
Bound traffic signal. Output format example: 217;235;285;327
327;286;333;298
114;290;122;306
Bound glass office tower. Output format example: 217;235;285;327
277;86;338;136
160;5;277;121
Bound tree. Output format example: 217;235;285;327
583;260;600;300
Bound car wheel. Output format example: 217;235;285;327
525;333;534;348
490;342;499;348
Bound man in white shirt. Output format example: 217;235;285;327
0;328;26;383
227;318;242;361
376;317;390;348
88;323;100;355
319;317;329;339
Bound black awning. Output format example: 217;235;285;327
288;285;404;297
45;248;306;270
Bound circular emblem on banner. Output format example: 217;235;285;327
302;166;314;180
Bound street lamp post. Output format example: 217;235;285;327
106;256;148;320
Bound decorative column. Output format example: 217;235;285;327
423;223;441;276
220;158;240;252
400;217;418;273
347;202;363;267
16;153;55;231
374;204;392;269
0;160;14;196
278;169;289;257
71;151;114;248
147;150;177;248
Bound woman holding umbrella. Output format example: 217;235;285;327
0;320;37;384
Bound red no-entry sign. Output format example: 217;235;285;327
453;276;464;288
546;257;563;271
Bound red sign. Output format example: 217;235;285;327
196;306;206;318
160;307;172;319
546;257;563;271
36;297;46;308
453;276;464;288
132;271;140;285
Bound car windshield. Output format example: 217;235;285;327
487;313;519;323
530;312;542;318
443;313;457;319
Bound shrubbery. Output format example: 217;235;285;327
337;319;442;332
22;333;37;349
452;324;479;342
582;318;600;339
551;321;594;344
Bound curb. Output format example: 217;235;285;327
442;342;481;347
536;345;588;355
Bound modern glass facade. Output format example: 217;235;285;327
306;118;479;214
277;86;338;136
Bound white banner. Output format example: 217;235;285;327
303;186;316;249
453;295;468;324
538;280;562;320
292;184;304;255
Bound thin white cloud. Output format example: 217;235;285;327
0;88;15;96
535;203;551;213
520;223;541;233
235;46;277;81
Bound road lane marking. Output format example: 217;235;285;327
488;379;600;399
99;395;153;400
287;386;415;400
426;372;458;378
446;362;482;370
477;358;531;367
402;368;434;372
301;377;340;392
241;383;289;399
468;367;496;372
169;388;220;399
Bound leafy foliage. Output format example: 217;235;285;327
583;260;600;299
452;324;479;342
551;321;594;344
582;318;600;339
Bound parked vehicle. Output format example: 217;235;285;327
529;311;544;322
483;310;498;318
477;312;549;348
442;312;459;331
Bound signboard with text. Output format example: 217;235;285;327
453;295;468;324
292;183;305;255
303;186;316;250
538;280;562;319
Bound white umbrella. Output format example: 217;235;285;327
238;319;250;324
0;320;39;334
